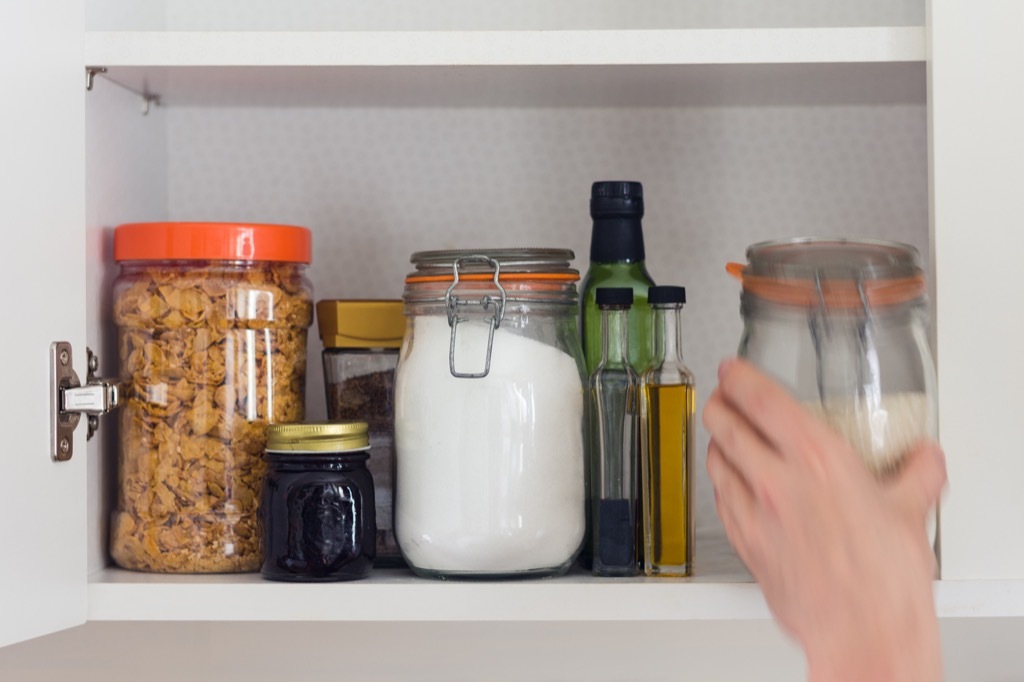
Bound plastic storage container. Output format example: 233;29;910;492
261;421;376;582
730;238;937;479
317;299;404;566
395;249;587;578
110;222;313;572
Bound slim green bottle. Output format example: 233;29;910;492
580;181;656;375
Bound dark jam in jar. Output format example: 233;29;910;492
260;422;376;582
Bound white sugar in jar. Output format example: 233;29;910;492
394;249;586;578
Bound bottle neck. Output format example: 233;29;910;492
600;306;631;366
590;217;646;263
653;304;684;365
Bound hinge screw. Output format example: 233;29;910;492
59;437;70;454
59;349;69;366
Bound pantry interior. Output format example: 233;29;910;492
3;0;1024;679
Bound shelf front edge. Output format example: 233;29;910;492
86;572;771;622
83;27;925;68
86;572;1024;622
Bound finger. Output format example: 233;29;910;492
706;440;759;538
702;391;785;507
717;358;843;464
885;439;947;523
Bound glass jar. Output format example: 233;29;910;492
395;249;587;578
260;422;376;582
317;299;404;566
731;238;938;479
110;222;313;573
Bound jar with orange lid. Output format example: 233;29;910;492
394;249;587;578
729;238;938;483
110;222;313;573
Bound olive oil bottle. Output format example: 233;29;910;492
640;286;695;576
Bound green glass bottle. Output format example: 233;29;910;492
580;181;656;375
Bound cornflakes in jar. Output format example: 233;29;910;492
110;222;313;572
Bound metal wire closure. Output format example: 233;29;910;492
810;269;876;403
444;255;507;379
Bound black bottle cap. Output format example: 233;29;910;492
589;181;646;263
648;285;686;305
591;181;644;218
596;287;634;307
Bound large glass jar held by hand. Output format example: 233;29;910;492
730;238;937;478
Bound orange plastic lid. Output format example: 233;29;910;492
114;222;312;263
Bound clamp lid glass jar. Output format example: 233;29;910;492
110;222;313;573
730;238;937;477
394;248;586;578
261;421;376;582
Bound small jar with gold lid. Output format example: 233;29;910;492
260;421;376;582
317;299;405;566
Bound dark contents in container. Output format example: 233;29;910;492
260;452;376;582
325;365;403;566
595;498;637;574
328;370;394;431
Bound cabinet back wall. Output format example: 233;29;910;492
158;103;928;563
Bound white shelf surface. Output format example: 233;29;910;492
87;569;1024;622
84;27;923;68
87;568;765;622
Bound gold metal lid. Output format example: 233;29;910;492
266;421;369;452
316;299;405;349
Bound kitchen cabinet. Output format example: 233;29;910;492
2;0;1024;678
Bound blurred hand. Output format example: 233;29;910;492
703;358;946;682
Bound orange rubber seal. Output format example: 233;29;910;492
114;222;312;263
727;262;925;308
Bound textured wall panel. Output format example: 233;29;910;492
166;104;928;566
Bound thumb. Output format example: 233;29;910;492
886;440;947;522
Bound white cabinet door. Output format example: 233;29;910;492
0;0;87;646
931;0;1024;579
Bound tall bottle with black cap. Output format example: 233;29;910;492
640;285;695;577
581;181;657;375
589;287;640;577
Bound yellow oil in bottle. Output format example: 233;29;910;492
642;383;695;577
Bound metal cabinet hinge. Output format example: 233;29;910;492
85;66;161;115
50;342;120;462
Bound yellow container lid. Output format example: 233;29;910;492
316;299;405;349
266;421;369;452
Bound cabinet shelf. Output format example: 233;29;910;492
82;27;925;108
84;27;923;67
86;568;1024;622
86;568;766;622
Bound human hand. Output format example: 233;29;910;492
703;358;946;682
